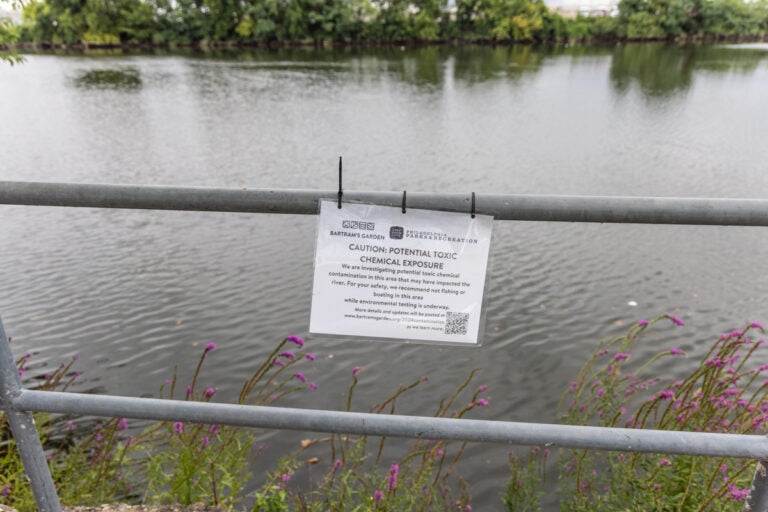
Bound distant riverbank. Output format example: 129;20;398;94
5;0;768;53
6;33;768;55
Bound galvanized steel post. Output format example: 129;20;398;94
746;458;768;512
0;318;62;512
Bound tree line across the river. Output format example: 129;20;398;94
3;0;768;49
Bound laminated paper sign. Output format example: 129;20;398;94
309;200;493;344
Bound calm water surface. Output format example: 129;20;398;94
2;43;768;507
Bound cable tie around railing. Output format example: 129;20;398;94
337;156;343;209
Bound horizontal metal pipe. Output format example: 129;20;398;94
14;390;768;459
3;180;768;226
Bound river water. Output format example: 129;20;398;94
2;43;768;507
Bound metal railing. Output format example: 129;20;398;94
2;180;768;512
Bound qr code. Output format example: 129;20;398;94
444;311;469;335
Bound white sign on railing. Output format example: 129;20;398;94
309;200;493;345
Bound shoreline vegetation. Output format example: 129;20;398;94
5;33;768;53
3;315;768;510
2;0;768;55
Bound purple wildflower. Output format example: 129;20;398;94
658;390;675;400
295;372;307;383
437;449;445;456
728;483;749;501
279;351;296;360
659;458;671;467
204;387;216;398
334;459;342;469
204;342;217;352
478;384;489;393
352;366;361;377
72;354;80;361
305;353;316;361
751;321;765;330
186;385;192;398
569;381;579;392
309;382;318;390
669;348;685;356
202;436;210;447
281;473;291;483
475;398;490;407
388;464;399;491
173;422;184;435
117;418;128;430
66;420;75;430
614;353;631;362
667;314;685;326
638;319;649;327
274;358;285;367
373;490;383;502
1;484;10;496
287;335;305;347
209;424;219;435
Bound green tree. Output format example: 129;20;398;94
372;0;411;40
239;0;281;42
19;0;57;43
455;0;482;37
1;17;23;64
410;0;442;40
700;0;767;37
475;0;550;41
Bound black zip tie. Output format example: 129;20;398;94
337;156;343;209
471;192;476;219
402;190;407;214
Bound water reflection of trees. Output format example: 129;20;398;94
610;44;696;97
610;43;765;98
356;45;551;86
166;43;766;95
452;45;545;83
73;67;142;90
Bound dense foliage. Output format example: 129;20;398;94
6;0;768;48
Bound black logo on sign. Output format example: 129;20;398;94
342;220;375;231
389;226;404;239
